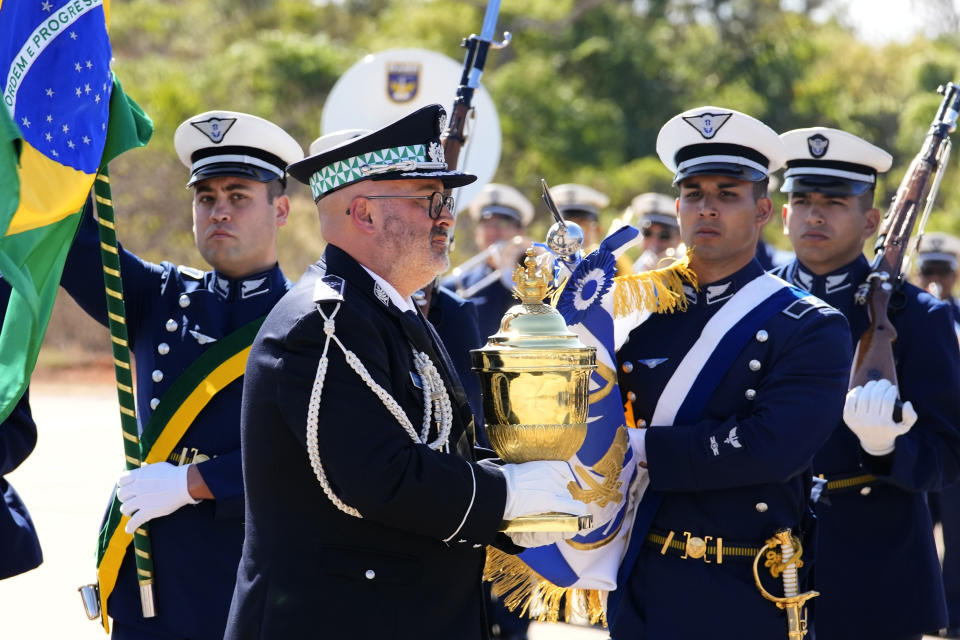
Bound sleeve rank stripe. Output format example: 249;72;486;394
108;312;126;324
95;195;113;206
110;335;128;347
100;242;119;255
117;382;133;394
105;287;123;299
97;217;116;230
96;174;110;184
135;549;150;559
114;359;131;371
122;429;139;442
103;265;121;278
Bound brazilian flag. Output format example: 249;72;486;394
0;0;152;423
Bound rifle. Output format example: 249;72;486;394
441;0;511;169
851;82;960;419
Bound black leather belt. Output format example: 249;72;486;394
644;528;766;564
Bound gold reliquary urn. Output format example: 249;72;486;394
472;248;596;532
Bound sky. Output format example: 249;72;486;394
830;0;956;42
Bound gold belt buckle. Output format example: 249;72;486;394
681;531;707;560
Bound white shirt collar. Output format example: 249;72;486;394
360;265;417;313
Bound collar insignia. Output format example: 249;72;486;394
683;284;698;304
190;117;236;144
706;282;733;304
807;133;830;158
240;276;269;299
824;272;850;294
638;358;669;369
213;275;230;299
794;268;814;291
374;282;390;306
682;112;732;139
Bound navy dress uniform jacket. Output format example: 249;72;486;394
224;245;508;640
61;204;291;638
442;263;516;341
426;285;488;446
613;259;851;640
0;277;42;581
773;256;960;640
932;295;960;630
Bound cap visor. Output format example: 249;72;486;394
186;163;280;187
674;162;766;185
781;175;872;196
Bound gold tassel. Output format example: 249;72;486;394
484;547;608;627
613;252;697;319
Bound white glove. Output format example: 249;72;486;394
628;427;647;468
496;460;588;548
117;462;200;534
843;379;917;456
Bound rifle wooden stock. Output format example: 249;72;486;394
850;82;960;423
850;280;898;388
442;100;472;171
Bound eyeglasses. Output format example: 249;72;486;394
642;228;676;241
360;191;456;220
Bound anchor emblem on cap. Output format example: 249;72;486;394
190;117;237;144
682;112;732;139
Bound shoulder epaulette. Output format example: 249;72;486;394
782;293;839;320
178;265;206;280
313;275;345;303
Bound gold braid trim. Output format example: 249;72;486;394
484;547;608;626
613;252;697;318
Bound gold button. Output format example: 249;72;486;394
627;391;637;402
685;536;707;559
622;362;634;373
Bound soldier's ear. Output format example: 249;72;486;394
756;196;773;226
347;197;376;234
862;207;881;240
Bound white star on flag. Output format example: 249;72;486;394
86;60;93;69
70;31;78;40
46;115;53;122
44;132;52;142
67;140;75;149
45;88;54;97
84;84;91;94
75;62;82;72
94;94;101;103
62;124;69;133
21;117;30;128
51;149;58;157
75;87;82;97
82;136;91;144
41;1;52;11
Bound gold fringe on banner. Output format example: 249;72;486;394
613;253;697;318
484;547;608;626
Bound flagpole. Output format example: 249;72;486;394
93;169;157;618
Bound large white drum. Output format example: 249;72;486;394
322;48;501;213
